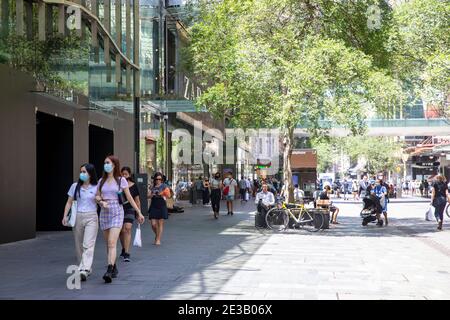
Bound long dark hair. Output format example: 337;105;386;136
121;166;135;183
99;155;122;194
74;163;98;200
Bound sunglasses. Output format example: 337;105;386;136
155;178;162;181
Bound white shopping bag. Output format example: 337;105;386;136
425;205;435;221
133;224;142;247
245;191;249;201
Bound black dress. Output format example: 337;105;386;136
148;184;169;220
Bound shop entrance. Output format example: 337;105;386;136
36;112;73;231
89;125;114;177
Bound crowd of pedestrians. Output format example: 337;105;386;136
62;160;450;285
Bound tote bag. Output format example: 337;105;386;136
133;224;142;247
67;201;78;227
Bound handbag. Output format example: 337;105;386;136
67;200;78;227
223;185;230;196
116;178;129;206
133;224;142;247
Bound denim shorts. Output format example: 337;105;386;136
226;195;235;201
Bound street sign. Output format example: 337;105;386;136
415;162;440;167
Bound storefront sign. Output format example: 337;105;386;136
415;162;440;167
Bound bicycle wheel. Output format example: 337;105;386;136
265;208;289;231
446;204;450;219
298;210;323;232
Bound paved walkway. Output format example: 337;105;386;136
1;200;450;300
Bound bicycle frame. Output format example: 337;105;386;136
278;202;314;225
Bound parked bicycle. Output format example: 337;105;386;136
265;197;324;232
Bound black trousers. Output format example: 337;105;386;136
211;189;221;213
203;189;210;205
257;203;270;215
434;203;446;222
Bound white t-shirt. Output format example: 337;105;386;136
68;183;98;213
223;178;237;196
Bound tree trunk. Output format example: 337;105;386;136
282;126;294;203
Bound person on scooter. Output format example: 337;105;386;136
371;178;388;226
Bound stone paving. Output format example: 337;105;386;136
1;198;450;300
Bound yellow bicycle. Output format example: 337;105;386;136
265;199;324;232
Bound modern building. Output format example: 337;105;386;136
0;0;220;244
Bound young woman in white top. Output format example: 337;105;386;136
62;163;99;282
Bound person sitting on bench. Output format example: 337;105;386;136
318;185;340;224
255;184;275;216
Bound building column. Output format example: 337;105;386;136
38;2;46;41
104;0;111;82
0;0;9;38
115;0;122;86
16;0;24;36
133;0;141;172
58;4;65;36
24;0;33;40
126;0;131;95
91;0;99;63
133;1;140;98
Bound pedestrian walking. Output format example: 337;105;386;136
210;172;223;219
203;177;211;206
431;175;449;231
359;176;369;199
195;176;204;204
239;176;248;202
424;179;430;198
148;172;171;245
62;163;99;282
96;155;144;283
119;167;141;262
352;180;359;200
223;173;238;216
372;179;388;226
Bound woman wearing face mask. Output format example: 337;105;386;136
96;156;145;283
62;164;99;282
119;167;141;262
148;172;171;245
210;173;223;219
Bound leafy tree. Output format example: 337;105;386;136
313;136;404;176
387;0;450;117
185;0;404;201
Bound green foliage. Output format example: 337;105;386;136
185;0;403;134
387;0;450;111
313;136;405;175
0;33;89;93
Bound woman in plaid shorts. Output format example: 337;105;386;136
96;155;145;283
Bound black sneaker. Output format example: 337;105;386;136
112;264;119;278
103;265;113;283
120;248;125;258
231;212;234;216
80;270;87;282
123;253;131;262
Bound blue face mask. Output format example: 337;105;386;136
79;173;89;182
104;163;113;173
